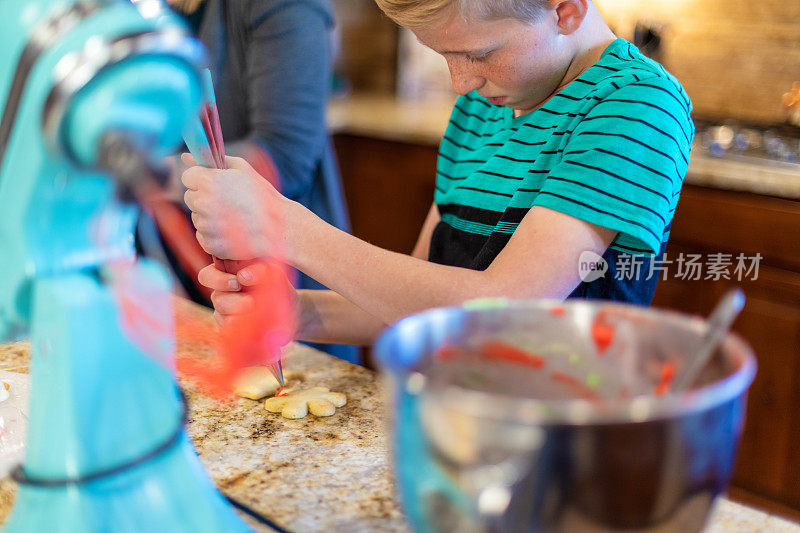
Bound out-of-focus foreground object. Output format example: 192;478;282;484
376;299;756;533
0;0;250;530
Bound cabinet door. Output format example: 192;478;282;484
334;134;437;254
668;186;800;272
654;270;800;508
733;294;800;505
653;185;800;511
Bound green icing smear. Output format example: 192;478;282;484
462;298;509;311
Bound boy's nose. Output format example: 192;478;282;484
447;60;486;95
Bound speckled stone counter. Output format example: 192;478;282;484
328;94;800;200
174;299;407;532
1;298;798;532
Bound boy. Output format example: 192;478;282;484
182;0;693;345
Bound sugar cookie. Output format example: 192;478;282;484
264;386;346;419
234;367;281;400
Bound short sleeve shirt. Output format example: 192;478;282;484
429;38;694;304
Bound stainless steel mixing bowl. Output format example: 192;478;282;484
375;299;756;533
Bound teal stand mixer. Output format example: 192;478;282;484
0;0;252;530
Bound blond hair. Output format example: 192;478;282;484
374;0;547;28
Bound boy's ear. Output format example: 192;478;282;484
551;0;589;35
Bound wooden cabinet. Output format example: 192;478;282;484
652;186;800;511
333;133;800;512
334;134;437;254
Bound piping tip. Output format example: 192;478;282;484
267;360;285;388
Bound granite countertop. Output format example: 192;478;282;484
1;298;799;532
173;299;407;532
328;94;800;200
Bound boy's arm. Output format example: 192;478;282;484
294;290;385;346
184;155;616;337
288;202;617;327
296;202;441;345
410;202;440;260
297;202;442;345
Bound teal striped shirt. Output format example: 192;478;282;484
429;38;694;303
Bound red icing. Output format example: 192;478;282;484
549;371;599;400
434;344;461;361
591;313;615;354
275;387;288;397
661;362;676;381
549;306;566;317
178;261;296;400
654;362;676;396
481;341;546;369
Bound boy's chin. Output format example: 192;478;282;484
510;101;537;113
510;94;551;114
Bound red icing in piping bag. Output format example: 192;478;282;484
178;259;296;399
177;85;297;398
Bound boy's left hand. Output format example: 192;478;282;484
195;263;243;324
180;154;287;260
198;262;299;328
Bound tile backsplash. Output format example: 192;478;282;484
595;0;800;125
332;1;800;125
332;0;398;93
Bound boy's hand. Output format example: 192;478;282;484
181;154;287;261
198;264;248;325
198;263;299;327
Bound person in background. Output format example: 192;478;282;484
141;0;357;362
181;0;693;348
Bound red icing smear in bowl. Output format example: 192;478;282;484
654;362;676;396
434;343;462;362
591;312;615;355
433;340;608;402
549;371;600;400
481;341;546;369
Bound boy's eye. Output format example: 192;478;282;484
467;51;493;62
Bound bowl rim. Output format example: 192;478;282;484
374;298;758;426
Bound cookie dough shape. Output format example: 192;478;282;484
264;386;346;419
234;367;281;400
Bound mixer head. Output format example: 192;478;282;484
0;0;205;341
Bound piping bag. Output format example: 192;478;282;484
179;69;294;397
